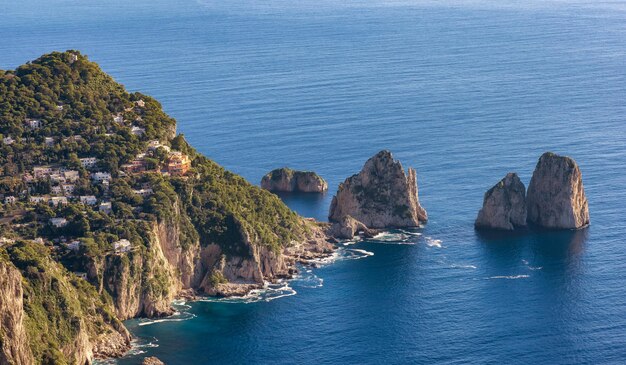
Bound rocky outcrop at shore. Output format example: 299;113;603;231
475;173;527;230
328;150;427;231
328;215;377;239
526;152;589;229
143;356;166;365
261;168;328;193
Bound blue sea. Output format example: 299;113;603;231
2;0;626;363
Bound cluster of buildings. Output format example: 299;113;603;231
120;140;190;176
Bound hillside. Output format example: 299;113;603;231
0;51;332;364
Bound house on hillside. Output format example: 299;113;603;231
49;218;68;228
25;119;41;129
80;195;97;205
4;196;17;204
99;201;112;214
114;239;131;253
167;152;191;176
80;157;98;169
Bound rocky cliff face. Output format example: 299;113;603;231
0;260;34;365
261;168;328;193
475;173;527;230
1;242;131;365
328;150;427;230
527;152;590;229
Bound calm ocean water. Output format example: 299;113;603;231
2;0;626;363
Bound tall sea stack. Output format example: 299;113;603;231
475;173;527;230
526;152;589;229
328;150;427;229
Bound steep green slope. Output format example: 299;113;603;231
0;51;330;364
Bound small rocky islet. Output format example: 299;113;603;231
475;152;589;231
261;168;328;193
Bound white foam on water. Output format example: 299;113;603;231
425;237;443;248
137;312;196;327
341;237;363;246
308;247;374;266
198;281;297;304
291;271;324;288
372;232;410;242
398;229;422;237
522;259;543;271
450;263;477;270
347;248;375;258
488;275;530;280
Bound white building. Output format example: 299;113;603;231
80;195;97;205
133;188;153;197
45;137;55;147
135;100;145;107
131;125;145;136
92;172;112;182
25;119;41;129
74;272;88;280
62;184;76;195
0;237;15;246
80;157;98;168
49;218;68;228
147;140;171;152
113;114;124;123
114;239;131;253
3;137;14;145
63;170;80;182
4;196;17;204
33;166;55;179
51;186;62;195
99;201;112;214
50;197;68;206
56;105;64;111
66;240;81;251
29;196;48;204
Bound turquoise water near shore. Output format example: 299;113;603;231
2;1;626;363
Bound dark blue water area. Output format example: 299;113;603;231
2;0;626;363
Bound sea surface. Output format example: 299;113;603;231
2;0;626;363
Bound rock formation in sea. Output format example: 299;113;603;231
328;150;427;230
526;152;589;229
475;173;527;230
328;215;377;239
261;168;328;193
143;356;166;365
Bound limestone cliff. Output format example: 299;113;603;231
526;152;590;229
328;150;427;230
261;168;328;193
1;242;131;365
0;259;34;365
475;173;527;230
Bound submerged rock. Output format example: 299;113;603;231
475;173;527;230
261;168;328;193
328;150;427;229
526;152;589;229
